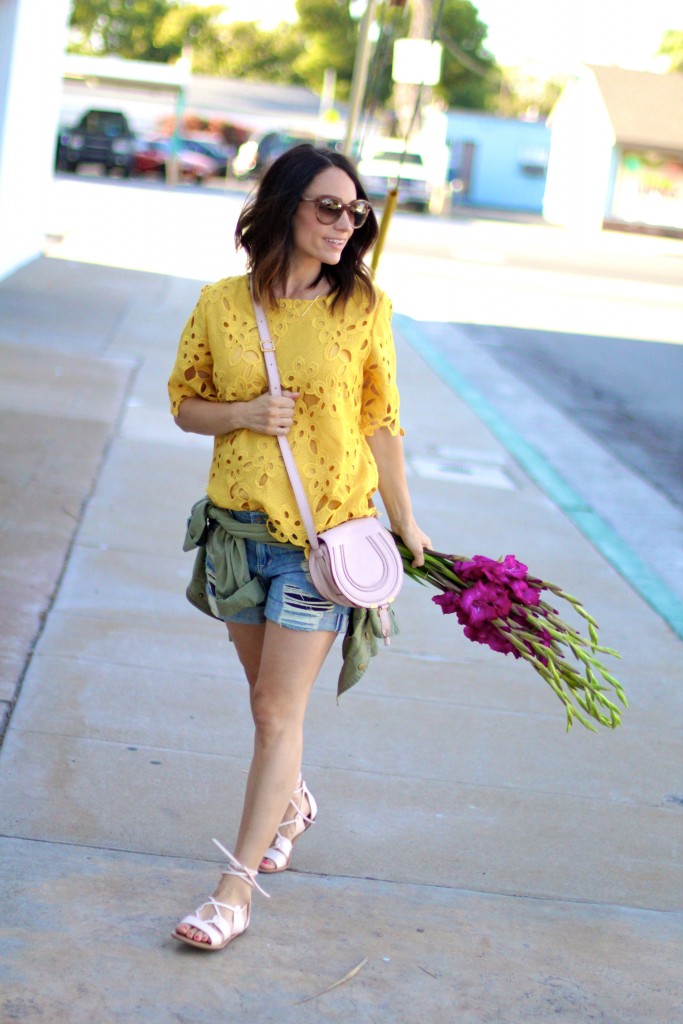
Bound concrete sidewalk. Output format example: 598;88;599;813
0;257;680;1023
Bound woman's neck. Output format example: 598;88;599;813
278;262;326;299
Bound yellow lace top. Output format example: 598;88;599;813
168;274;401;547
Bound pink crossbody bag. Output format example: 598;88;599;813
251;285;403;644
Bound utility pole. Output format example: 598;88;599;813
342;0;379;157
394;0;433;136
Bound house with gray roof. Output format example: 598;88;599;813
543;65;683;235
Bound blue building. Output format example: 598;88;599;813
445;109;550;213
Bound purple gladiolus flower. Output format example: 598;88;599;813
509;577;541;606
499;554;529;578
464;621;519;656
458;580;512;624
432;590;459;615
454;554;529;584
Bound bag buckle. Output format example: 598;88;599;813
378;606;392;646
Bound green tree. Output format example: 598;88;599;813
154;4;226;68
496;68;565;120
198;20;305;81
658;29;683;71
435;0;499;110
293;0;360;100
69;0;179;62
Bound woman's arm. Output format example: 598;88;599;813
175;392;300;437
366;427;431;567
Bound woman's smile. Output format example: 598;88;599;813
323;236;347;251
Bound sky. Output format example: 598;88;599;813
208;0;682;74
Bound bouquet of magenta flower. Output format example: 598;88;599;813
394;542;627;732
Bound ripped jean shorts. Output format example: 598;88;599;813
206;510;350;634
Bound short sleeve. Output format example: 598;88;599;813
360;290;402;437
168;287;218;416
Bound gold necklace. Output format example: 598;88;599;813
292;293;321;320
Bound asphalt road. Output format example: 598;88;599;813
458;324;683;510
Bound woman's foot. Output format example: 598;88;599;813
174;898;249;949
259;777;317;873
173;841;268;950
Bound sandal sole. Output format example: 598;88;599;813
172;930;240;951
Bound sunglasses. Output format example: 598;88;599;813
300;195;372;229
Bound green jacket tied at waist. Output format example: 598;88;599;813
183;497;398;698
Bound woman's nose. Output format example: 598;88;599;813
335;209;354;230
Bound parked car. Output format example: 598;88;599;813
232;130;330;180
180;137;234;177
56;109;136;176
357;139;433;212
133;138;220;183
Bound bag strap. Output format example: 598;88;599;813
250;280;320;552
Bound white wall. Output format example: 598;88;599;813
543;69;615;231
0;0;71;280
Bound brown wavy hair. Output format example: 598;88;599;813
235;144;379;312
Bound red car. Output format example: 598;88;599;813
133;138;220;183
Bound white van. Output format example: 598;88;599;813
357;138;432;212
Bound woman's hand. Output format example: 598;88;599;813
174;392;299;437
242;391;300;436
391;519;432;568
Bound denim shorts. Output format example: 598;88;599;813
206;510;350;634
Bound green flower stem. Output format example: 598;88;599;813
540;583;601;627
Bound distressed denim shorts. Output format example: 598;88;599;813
207;510;350;634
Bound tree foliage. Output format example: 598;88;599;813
293;0;360;100
153;4;225;66
434;0;499;110
200;21;305;82
496;69;565;120
658;29;683;72
69;0;180;62
67;0;503;114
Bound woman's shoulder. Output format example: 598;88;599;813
342;280;391;319
200;274;249;299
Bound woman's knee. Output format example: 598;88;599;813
251;688;305;743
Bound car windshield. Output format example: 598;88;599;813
80;112;127;136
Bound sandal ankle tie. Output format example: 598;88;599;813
212;838;270;898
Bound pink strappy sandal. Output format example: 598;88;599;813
259;778;318;874
173;839;269;951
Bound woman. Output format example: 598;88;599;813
168;144;431;950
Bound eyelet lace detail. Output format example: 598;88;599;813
169;276;401;547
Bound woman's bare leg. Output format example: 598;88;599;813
176;620;336;943
229;620;312;869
